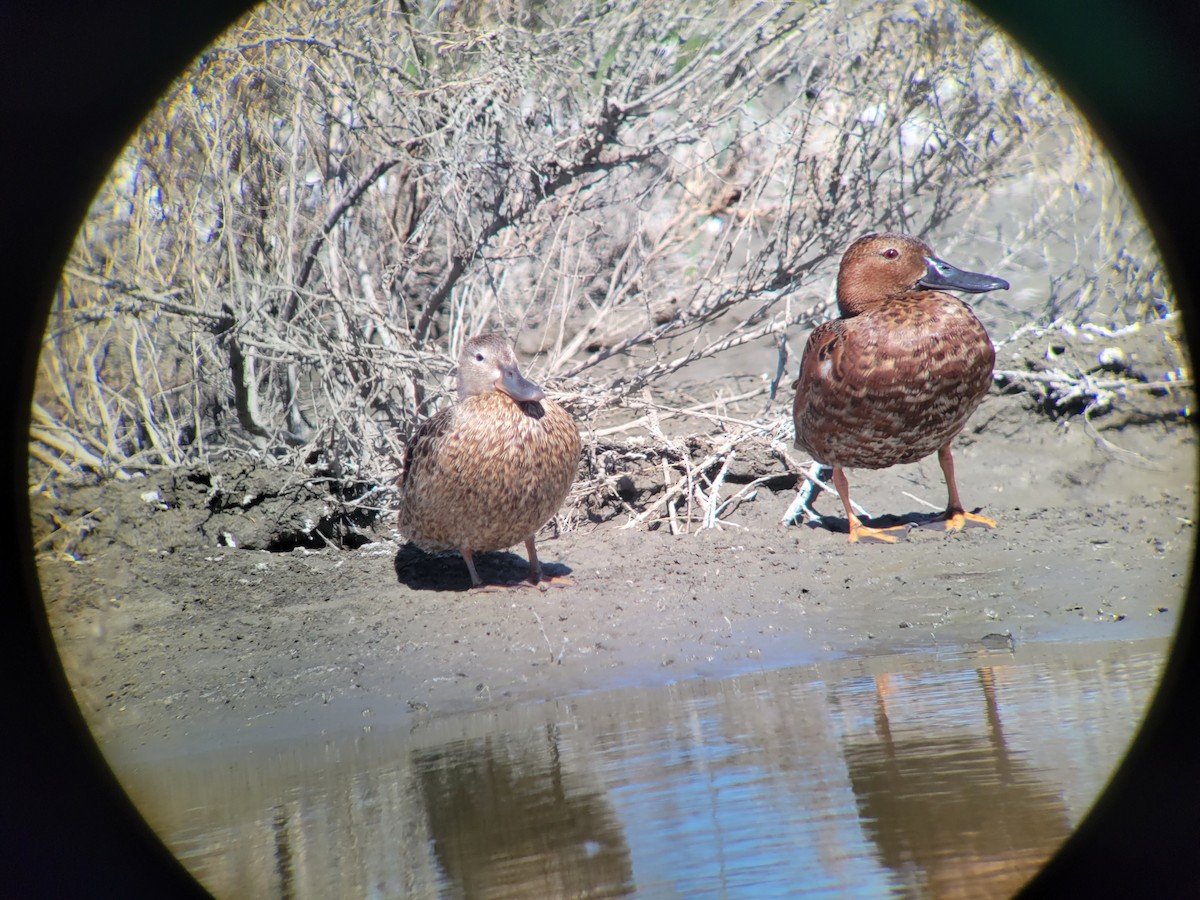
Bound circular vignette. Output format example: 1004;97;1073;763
3;1;1198;897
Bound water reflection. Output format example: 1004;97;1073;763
414;726;633;898
844;669;1070;897
118;638;1166;898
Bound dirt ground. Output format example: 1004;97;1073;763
32;317;1195;760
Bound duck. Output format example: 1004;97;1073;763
792;233;1008;543
397;333;581;586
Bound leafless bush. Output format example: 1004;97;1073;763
993;314;1191;456
31;0;1175;532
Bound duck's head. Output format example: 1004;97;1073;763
455;333;545;403
836;233;1009;317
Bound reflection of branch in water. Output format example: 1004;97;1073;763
271;805;296;899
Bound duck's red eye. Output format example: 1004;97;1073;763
883;248;900;259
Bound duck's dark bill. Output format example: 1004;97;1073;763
498;366;545;403
919;256;1010;294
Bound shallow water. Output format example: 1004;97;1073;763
117;637;1167;898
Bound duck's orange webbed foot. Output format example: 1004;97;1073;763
941;508;997;533
462;549;522;593
528;572;576;591
521;540;575;589
466;573;575;593
468;581;512;594
847;516;909;544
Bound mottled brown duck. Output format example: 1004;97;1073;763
792;233;1009;543
397;334;581;586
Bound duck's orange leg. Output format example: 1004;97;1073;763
937;444;997;532
831;467;907;544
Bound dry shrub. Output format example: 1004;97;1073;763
31;0;1177;534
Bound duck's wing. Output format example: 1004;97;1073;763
793;318;866;462
792;319;847;396
398;407;455;492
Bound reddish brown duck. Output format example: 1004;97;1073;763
792;233;1008;543
397;334;581;586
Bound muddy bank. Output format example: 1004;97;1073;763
32;318;1194;759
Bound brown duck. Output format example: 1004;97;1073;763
792;233;1008;543
397;334;581;586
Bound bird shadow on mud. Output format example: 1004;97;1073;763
393;542;573;592
798;509;997;541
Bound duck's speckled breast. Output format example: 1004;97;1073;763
794;295;994;470
397;392;581;552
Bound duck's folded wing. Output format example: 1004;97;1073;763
398;407;455;491
792;320;847;395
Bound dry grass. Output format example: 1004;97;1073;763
30;0;1178;533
